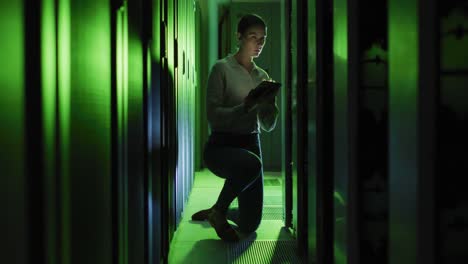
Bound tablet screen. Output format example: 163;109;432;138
250;81;281;99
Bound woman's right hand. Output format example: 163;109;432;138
243;90;257;112
244;87;278;112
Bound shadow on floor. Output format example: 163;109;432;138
179;233;258;264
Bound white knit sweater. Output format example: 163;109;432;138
206;55;279;134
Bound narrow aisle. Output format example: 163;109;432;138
168;170;303;263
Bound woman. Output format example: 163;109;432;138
191;14;279;242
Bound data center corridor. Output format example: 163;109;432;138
3;0;468;264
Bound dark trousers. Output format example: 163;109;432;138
203;132;264;233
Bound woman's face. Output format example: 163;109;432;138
238;25;267;58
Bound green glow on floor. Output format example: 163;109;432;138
168;169;298;263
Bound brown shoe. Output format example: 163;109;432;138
191;208;212;221
208;208;239;242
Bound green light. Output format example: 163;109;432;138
41;0;56;160
0;1;25;143
388;0;419;262
333;0;349;262
152;0;161;61
1;5;26;263
333;3;348;61
41;0;58;263
334;191;345;206
58;0;71;263
116;5;129;264
0;2;25;139
167;0;175;75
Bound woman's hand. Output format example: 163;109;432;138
243;90;258;112
244;79;279;112
257;78;279;104
257;87;278;105
243;87;278;112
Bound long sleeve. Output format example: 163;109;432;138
257;97;279;132
206;64;246;130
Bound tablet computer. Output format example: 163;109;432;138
249;80;281;99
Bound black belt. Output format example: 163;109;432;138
207;132;259;149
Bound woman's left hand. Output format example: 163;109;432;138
244;92;258;112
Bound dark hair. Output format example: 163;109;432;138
237;14;266;36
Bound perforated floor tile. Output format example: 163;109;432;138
168;170;303;264
228;240;304;264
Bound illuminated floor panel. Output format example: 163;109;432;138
168;169;301;264
228;241;302;264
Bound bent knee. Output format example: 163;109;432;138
239;217;262;234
